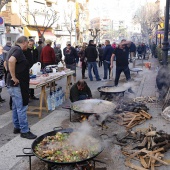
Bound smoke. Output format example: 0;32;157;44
68;121;101;150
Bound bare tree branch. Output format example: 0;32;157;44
0;0;11;11
20;5;59;41
133;1;161;40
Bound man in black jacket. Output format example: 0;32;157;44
70;80;92;102
85;40;101;81
23;39;39;100
110;39;131;86
63;43;77;83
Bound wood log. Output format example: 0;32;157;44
126;148;146;161
125;112;139;116
143;148;164;156
151;152;161;170
139;156;148;168
145;131;156;137
147;152;153;168
126;115;137;128
147;137;151;150
151;137;156;148
127;121;141;129
125;161;148;170
146;154;168;165
140;110;152;119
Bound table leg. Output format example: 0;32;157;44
39;85;45;118
65;75;71;99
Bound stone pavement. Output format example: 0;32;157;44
1;56;170;170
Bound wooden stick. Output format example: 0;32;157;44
146;154;168;165
151;152;161;170
139;156;148;169
140;110;152;119
127;115;137;128
125;161;148;170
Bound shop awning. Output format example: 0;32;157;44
24;27;38;39
39;31;56;41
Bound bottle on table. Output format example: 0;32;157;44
55;89;60;107
47;92;52;111
51;91;56;110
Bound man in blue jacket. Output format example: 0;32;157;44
102;40;114;81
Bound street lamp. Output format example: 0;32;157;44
74;19;77;45
162;0;169;65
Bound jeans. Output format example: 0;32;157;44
82;62;86;77
98;59;103;67
78;95;88;100
87;62;100;81
103;60;111;79
115;66;131;86
7;86;29;133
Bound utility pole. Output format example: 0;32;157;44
162;0;169;65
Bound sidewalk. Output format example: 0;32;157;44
1;57;170;170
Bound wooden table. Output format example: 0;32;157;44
28;70;74;118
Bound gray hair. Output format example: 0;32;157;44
16;36;28;44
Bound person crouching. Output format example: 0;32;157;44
70;80;92;102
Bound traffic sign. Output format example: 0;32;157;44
0;17;5;33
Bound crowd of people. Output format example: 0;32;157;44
0;35;157;140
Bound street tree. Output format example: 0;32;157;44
20;3;59;42
0;0;11;11
63;7;75;45
133;2;161;42
89;28;100;44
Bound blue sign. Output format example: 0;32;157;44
0;17;4;25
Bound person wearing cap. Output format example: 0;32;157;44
40;39;56;68
63;43;78;83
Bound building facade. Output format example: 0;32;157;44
0;0;57;46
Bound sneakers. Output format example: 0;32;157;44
13;128;20;134
96;79;101;81
20;131;37;139
101;78;107;82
